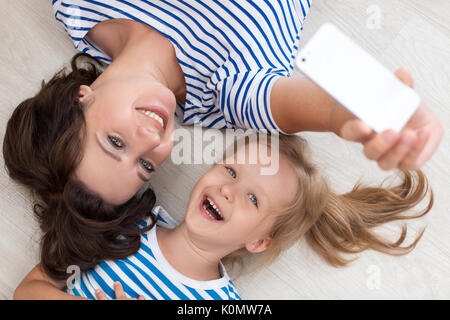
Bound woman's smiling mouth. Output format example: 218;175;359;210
137;109;164;127
135;105;169;132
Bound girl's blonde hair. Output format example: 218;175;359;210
223;133;433;275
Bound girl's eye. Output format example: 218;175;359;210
139;159;154;173
248;194;258;207
226;167;236;179
108;136;124;149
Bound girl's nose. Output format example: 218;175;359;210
220;183;234;202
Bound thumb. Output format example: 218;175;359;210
95;289;108;300
340;119;376;143
395;67;414;89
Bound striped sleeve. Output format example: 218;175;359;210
219;70;286;133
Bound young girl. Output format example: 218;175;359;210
14;134;433;300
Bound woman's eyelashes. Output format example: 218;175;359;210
224;166;258;208
139;158;154;173
108;135;154;173
108;135;124;149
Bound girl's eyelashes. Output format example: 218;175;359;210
225;166;258;208
248;194;258;207
139;158;155;173
108;135;124;149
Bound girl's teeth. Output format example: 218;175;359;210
206;197;222;218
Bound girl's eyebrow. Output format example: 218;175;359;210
95;135;149;182
255;183;268;209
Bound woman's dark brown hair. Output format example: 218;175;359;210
3;53;156;281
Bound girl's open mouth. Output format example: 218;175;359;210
200;195;224;221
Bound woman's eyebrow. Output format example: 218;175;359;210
95;136;149;182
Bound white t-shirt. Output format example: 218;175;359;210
66;205;241;300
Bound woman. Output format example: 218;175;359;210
3;0;443;280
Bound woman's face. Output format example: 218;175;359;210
75;75;176;205
184;143;299;255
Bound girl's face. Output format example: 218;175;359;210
74;75;176;205
184;143;299;255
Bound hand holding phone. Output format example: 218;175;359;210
295;23;443;171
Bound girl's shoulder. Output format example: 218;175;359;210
137;205;179;232
152;205;179;229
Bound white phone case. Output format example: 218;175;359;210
295;23;420;133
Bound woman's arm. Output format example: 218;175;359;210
270;76;354;135
14;264;87;300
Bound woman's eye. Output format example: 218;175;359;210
140;159;154;173
108;136;124;149
248;194;258;207
226;167;236;179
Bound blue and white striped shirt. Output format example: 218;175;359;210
66;205;241;300
52;0;311;133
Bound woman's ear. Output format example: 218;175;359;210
78;85;93;104
245;237;272;253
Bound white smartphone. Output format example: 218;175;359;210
295;23;420;134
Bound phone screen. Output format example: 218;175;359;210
296;23;420;133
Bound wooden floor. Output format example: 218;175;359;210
0;0;449;299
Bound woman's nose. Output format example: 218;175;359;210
136;126;161;150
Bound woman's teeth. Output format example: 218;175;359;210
138;109;164;128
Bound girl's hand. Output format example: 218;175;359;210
339;68;444;171
95;281;144;300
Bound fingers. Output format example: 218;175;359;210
95;289;109;300
113;282;144;300
398;129;431;170
363;129;401;164
377;130;418;170
395;68;414;88
113;281;127;300
365;128;431;171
